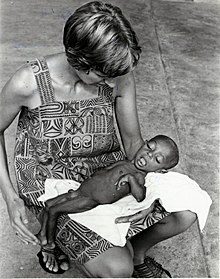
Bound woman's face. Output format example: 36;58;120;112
76;69;116;88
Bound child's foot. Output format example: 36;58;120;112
36;231;48;246
54;246;70;272
37;245;69;274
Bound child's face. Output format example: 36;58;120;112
134;138;173;172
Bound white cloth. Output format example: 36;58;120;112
38;172;212;247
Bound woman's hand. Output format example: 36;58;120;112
115;202;155;224
6;197;39;245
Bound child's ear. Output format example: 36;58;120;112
155;169;168;174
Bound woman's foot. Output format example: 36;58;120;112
37;245;69;274
133;256;172;278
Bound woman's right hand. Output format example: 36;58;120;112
6;196;40;245
0;65;40;246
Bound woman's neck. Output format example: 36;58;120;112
47;53;79;86
45;53;99;101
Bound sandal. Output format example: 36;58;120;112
133;256;172;278
37;246;69;274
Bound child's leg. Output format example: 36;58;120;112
45;190;80;208
36;191;80;246
46;195;98;246
36;191;84;273
36;209;49;246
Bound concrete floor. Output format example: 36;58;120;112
0;0;219;277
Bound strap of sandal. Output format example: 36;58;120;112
41;246;55;254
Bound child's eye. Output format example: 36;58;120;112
146;143;151;149
145;140;156;150
156;156;163;164
148;142;156;150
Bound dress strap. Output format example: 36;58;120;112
28;57;55;105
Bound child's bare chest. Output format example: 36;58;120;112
80;162;139;202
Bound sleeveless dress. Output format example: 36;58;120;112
14;57;169;264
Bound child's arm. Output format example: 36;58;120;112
116;173;146;202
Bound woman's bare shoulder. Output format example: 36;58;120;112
8;63;37;97
0;62;39;110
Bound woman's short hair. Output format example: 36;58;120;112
63;1;141;78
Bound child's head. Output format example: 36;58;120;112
63;1;141;78
133;135;179;173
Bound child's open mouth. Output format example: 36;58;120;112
137;157;147;167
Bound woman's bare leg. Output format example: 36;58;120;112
79;211;196;278
131;210;197;265
82;241;134;278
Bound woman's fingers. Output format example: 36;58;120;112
115;215;130;223
14;218;39;244
15;232;29;245
12;211;40;245
115;209;149;223
115;212;142;223
8;197;39;245
115;203;156;224
19;204;29;225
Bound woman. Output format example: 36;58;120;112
0;1;196;277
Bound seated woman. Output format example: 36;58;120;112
0;1;197;278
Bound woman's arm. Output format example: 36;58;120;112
114;71;144;160
0;65;39;244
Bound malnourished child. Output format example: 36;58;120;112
37;134;179;263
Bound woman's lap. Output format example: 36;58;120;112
55;214;114;264
50;200;170;265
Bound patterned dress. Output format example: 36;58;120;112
14;57;169;264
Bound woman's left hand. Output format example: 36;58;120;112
115;203;155;224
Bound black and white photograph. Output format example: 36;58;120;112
0;0;219;277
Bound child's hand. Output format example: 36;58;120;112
115;175;129;190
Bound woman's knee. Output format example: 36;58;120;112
159;211;197;233
83;245;134;278
102;257;133;277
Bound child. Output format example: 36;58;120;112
37;134;179;262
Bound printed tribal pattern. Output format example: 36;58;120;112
28;58;55;104
54;202;169;264
55;215;113;264
14;57;169;264
14;58;124;209
127;201;170;239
